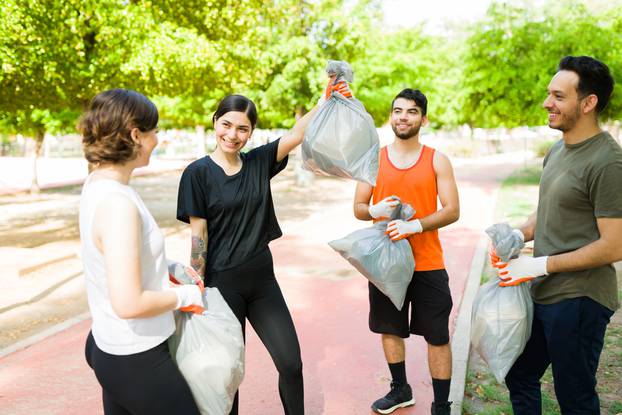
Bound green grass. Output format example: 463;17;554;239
469;165;622;413
500;165;543;187
463;368;561;415
494;164;541;226
609;401;622;414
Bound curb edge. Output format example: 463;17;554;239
449;235;487;414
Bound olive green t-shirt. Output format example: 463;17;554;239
532;131;622;311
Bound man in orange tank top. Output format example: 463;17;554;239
353;89;460;415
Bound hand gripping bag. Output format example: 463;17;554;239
328;198;415;309
302;60;380;185
168;261;245;415
485;222;525;262
471;224;532;383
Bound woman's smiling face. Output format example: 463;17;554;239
214;111;253;154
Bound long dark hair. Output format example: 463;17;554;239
213;95;258;128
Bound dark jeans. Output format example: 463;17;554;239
505;297;613;415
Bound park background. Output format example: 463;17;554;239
2;0;622;193
1;1;622;414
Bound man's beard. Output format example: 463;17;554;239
550;105;581;132
392;123;421;140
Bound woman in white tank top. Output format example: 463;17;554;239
78;89;202;415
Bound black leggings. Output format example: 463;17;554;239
208;248;304;415
85;332;199;415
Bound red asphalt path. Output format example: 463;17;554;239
0;156;519;414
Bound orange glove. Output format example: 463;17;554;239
495;256;548;287
170;283;205;314
169;265;205;314
318;77;353;106
325;78;352;99
490;249;501;268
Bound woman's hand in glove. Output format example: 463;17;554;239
170;284;204;314
317;76;353;106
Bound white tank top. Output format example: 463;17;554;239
79;175;175;355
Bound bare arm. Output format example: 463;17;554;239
189;216;208;279
353;182;374;221
419;152;460;231
546;217;622;273
518;210;538;242
95;194;177;319
276;105;320;162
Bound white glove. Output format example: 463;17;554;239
369;196;400;219
495;255;548;286
386;219;423;241
170;284;204;313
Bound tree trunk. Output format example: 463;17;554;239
293;106;314;187
30;129;45;194
196;125;206;156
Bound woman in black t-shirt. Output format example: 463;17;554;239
177;82;350;415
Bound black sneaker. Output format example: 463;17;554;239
371;381;415;414
430;401;452;415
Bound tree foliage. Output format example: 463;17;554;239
1;0;621;138
460;0;622;128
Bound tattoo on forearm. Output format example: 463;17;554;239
191;236;207;279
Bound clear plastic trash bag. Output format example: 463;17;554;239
302;60;379;185
328;198;415;309
470;279;534;383
167;261;245;415
485;222;525;262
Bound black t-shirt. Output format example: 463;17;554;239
177;138;288;273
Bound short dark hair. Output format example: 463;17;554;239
391;89;428;115
213;95;258;128
558;55;614;114
79;89;158;165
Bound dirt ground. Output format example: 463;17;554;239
0;164;356;349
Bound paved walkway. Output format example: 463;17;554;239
0;153;523;414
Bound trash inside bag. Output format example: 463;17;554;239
329;198;415;309
470;279;533;383
326;59;354;83
485;222;525;262
168;261;245;415
302;60;379;185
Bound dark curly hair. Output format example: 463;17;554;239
79;89;158;165
392;88;428;115
558;56;614;114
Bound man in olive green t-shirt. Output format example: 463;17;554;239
491;56;622;414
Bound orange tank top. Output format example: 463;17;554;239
372;145;444;271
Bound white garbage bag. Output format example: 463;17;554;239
302;60;379;185
470;279;533;383
329;199;415;309
168;261;245;415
